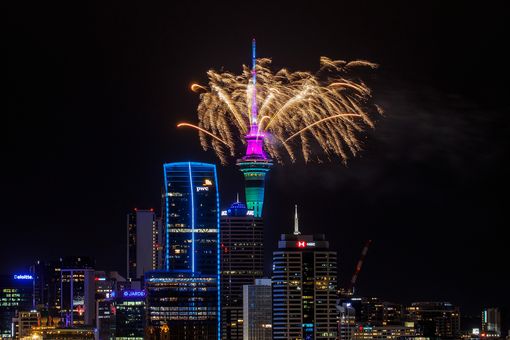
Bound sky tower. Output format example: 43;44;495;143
236;39;273;218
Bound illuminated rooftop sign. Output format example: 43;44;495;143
122;290;146;298
296;241;316;248
196;186;209;192
13;274;33;280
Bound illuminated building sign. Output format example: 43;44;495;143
95;277;106;281
204;179;213;186
296;241;316;248
196;186;209;192
221;210;228;216
13;274;33;280
122;290;146;298
246;210;254;216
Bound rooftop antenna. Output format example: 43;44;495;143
294;204;301;235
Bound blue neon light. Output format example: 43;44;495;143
163;163;169;271
13;274;33;280
214;163;221;340
122;290;146;298
188;162;195;273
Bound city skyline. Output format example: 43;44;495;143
5;0;508;321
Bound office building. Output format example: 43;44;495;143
0;274;34;338
29;257;94;325
145;162;220;338
482;307;501;337
351;325;422;339
220;199;264;339
127;208;162;280
272;207;338;339
95;271;126;339
337;302;356;340
60;268;95;327
110;289;146;339
12;310;40;338
407;301;460;338
243;278;272;340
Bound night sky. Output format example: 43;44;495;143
6;1;509;315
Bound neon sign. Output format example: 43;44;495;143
196;186;209;192
296;241;316;248
122;290;146;298
246;210;255;216
13;274;33;280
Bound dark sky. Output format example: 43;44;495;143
6;1;509;315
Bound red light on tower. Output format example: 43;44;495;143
297;241;306;248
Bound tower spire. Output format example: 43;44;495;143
251;38;258;126
237;39;273;218
294;204;300;235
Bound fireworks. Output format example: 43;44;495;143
179;47;381;164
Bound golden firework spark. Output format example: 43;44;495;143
181;55;381;164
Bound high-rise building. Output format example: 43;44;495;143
272;207;338;339
337;302;356;340
127;208;161;280
60;268;95;327
236;39;272;218
0;274;34;338
407;302;460;338
30;256;94;322
243;278;272;340
145;162;220;338
94;271;126;339
110;289;146;339
220;199;264;339
482;307;501;338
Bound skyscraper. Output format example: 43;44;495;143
243;278;272;340
272;207;338;339
236;39;272;218
0;274;34;338
127;208;160;280
481;307;501;337
220;199;264;339
60;268;95;327
145;162;220;339
111;289;146;339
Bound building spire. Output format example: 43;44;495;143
251;38;258;126
236;192;240;203
294;204;300;235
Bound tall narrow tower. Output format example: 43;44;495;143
236;39;273;218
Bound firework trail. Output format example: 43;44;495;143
180;47;382;164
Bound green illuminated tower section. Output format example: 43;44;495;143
237;39;273;218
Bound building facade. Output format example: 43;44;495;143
243;278;272;340
272;223;338;339
220;200;264;339
60;268;95;327
481;307;501;337
145;162;220;339
407;301;460;338
111;290;146;339
0;274;34;338
127;208;162;280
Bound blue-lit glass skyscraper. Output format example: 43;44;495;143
146;162;220;339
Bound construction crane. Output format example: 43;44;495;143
340;240;372;298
